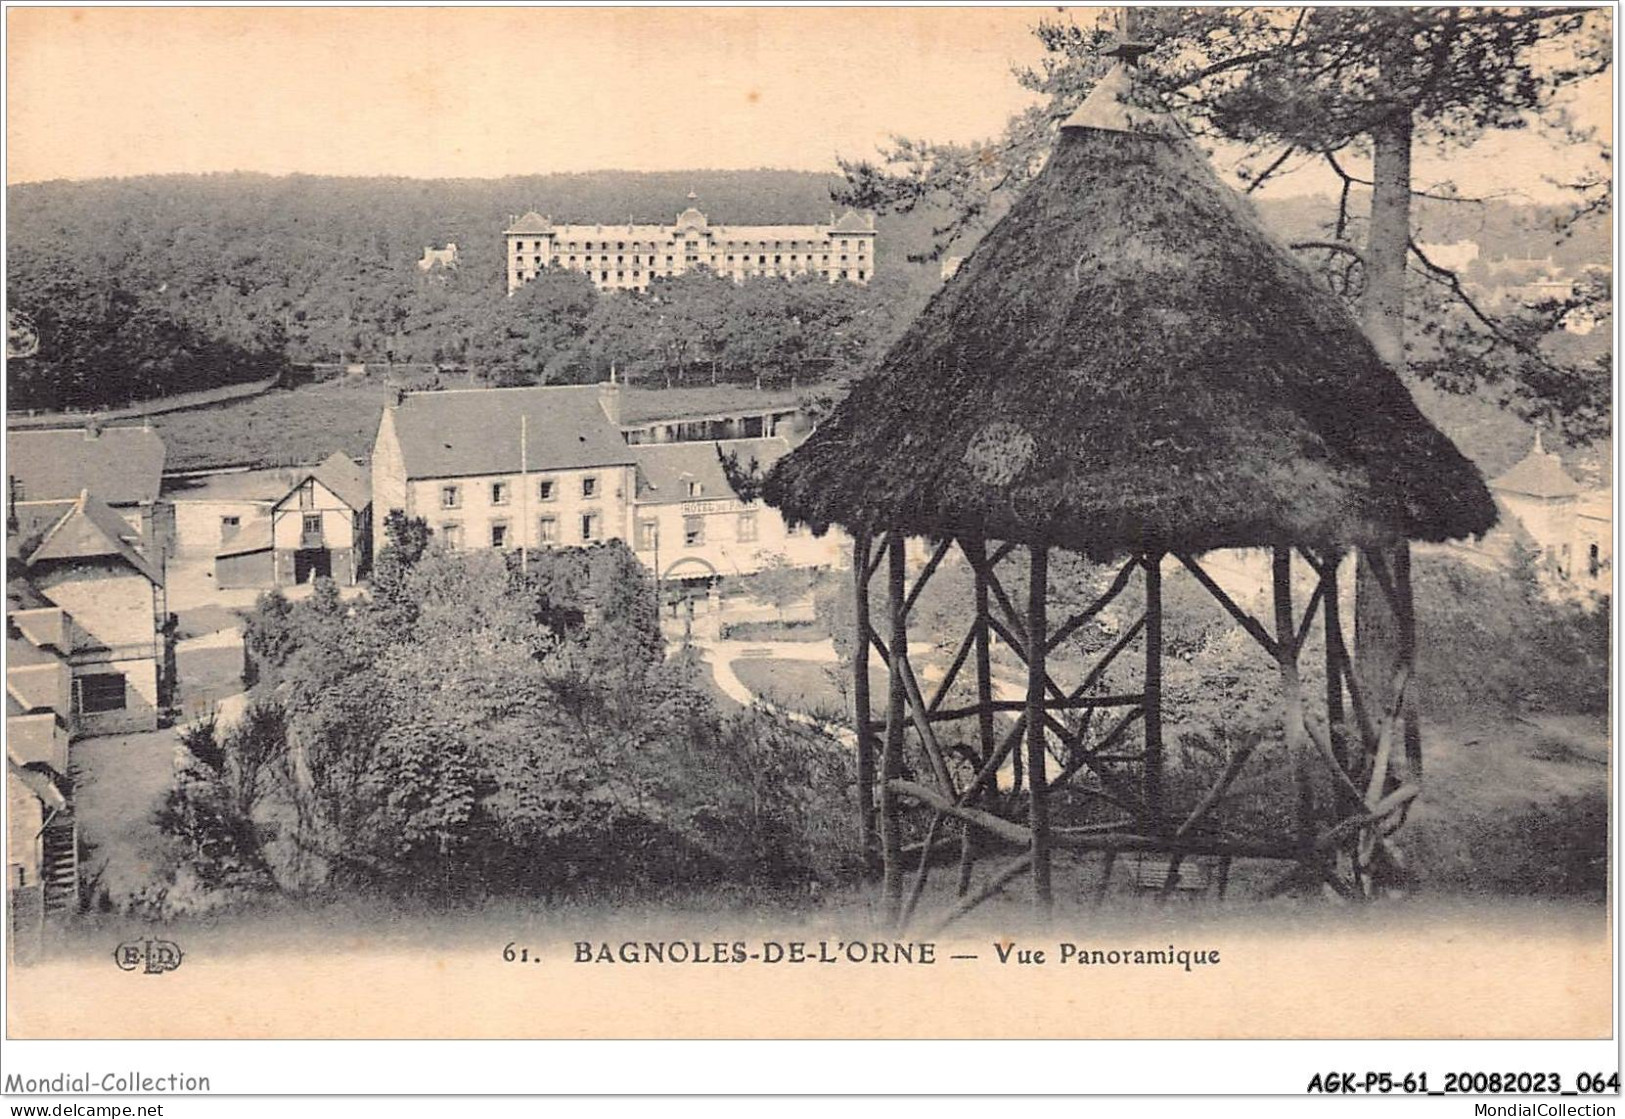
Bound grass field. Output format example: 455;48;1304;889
150;379;399;470
728;656;895;723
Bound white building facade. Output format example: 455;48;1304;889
630;438;846;583
506;204;877;294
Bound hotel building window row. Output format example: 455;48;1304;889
505;205;877;294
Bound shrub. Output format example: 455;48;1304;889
1413;551;1609;717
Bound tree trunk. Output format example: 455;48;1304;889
1355;98;1419;793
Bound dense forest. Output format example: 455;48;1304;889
6;169;1607;413
6;171;941;410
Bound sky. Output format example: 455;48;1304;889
5;5;1612;203
5;7;1064;183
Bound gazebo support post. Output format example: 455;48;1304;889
1394;546;1421;780
1026;543;1053;918
1143;551;1165;834
850;532;877;872
1317;549;1364;885
1319;551;1348;772
880;532;909;924
1273;546;1318;854
958;536;998;897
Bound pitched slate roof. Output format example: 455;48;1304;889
216;517;274;558
311;452;372;512
6;578;54;612
9;606;68;653
620;385;804;425
831;210;877;233
268;452;372;513
388;387;635;481
161;466;305;504
8;500;76;561
6;755;67;812
7;426;166;506
1491;435;1581;499
506;211;554;234
26;491;163;585
7;633;62;669
633;438;790;504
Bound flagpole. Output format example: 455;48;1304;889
520;412;529;576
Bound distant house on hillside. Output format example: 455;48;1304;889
1467;433;1611;595
417;243;458;271
1415;240;1479;273
372;382;637;554
630;437;845;585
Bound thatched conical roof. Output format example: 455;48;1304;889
763;64;1496;558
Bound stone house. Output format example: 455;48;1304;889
372;383;637;555
630;437;846;585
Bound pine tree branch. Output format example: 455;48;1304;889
1406;239;1578;385
1243;145;1298;194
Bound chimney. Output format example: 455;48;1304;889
598;367;624;427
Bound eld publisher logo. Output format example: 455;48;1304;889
114;938;184;974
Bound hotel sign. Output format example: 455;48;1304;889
680;498;745;516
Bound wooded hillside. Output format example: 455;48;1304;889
7;169;1603;413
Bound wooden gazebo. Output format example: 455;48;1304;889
762;50;1496;929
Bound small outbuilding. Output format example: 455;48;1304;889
189;453;372;590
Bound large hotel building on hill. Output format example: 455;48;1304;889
505;201;876;294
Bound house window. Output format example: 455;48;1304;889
581;513;601;542
220;516;240;541
637;519;659;551
737;511;758;542
538;516;558;544
1589;543;1601;578
686;480;704;498
302;513;322;538
581;475;598;498
491;522;509;549
491;481;509;505
442;523;463;549
538;478;556;502
441;484;460;509
298;482;314;509
75;672;126;714
684;516;705;547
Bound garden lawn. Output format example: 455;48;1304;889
729;657;890;722
150;379;399;470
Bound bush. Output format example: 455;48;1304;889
1402;787;1607;899
1413;550;1609;717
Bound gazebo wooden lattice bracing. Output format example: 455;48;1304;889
762;51;1496;930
